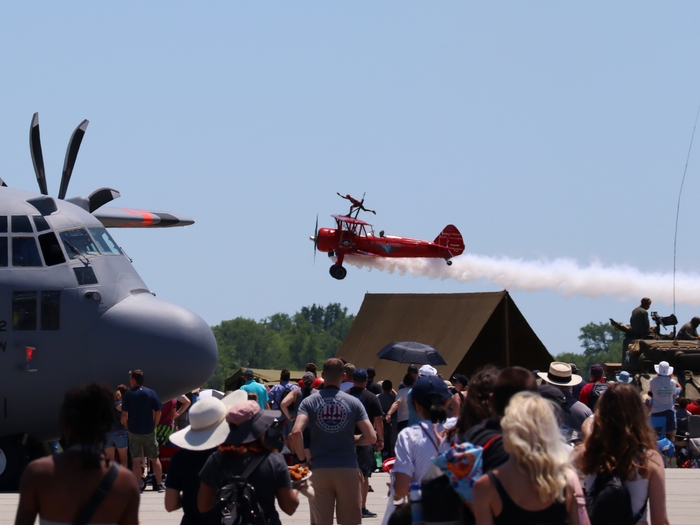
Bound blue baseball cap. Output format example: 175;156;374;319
411;376;451;411
353;368;368;381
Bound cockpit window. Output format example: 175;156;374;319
89;228;122;255
0;216;7;233
11;216;33;233
12;237;42;267
38;232;66;266
33;216;50;232
0;237;7;267
59;228;100;259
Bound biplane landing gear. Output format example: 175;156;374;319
329;265;347;280
445;258;453;266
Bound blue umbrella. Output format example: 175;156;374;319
377;341;447;366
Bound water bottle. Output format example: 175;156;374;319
410;482;424;525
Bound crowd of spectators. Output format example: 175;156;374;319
16;354;691;525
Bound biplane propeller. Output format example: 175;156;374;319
311;194;465;280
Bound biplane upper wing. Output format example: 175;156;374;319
331;214;372;226
92;206;194;228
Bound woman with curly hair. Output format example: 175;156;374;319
15;383;140;525
472;391;586;525
577;382;668;525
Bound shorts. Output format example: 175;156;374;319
105;430;128;449
652;409;676;433
311;467;362;525
128;432;159;459
356;445;375;478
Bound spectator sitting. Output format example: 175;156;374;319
687;398;700;415
472;392;586;524
14;383;140;525
677;316;700;340
240;368;269;410
576;382;669;525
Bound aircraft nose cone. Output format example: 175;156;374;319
87;294;218;400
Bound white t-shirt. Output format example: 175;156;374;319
395;388;410;422
650;376;677;413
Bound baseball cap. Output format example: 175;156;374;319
353;368;368;381
302;371;315;384
590;364;604;378
411;376;451;411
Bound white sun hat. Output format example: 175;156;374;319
654;361;674;377
169;391;246;451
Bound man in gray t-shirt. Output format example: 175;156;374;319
292;358;376;525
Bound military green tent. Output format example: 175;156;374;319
335;291;552;386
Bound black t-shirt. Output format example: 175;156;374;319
199;451;292;525
377;392;396;415
366;380;383;396
165;448;217;525
347;387;383;434
462;418;508;473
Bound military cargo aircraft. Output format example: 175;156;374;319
0;114;218;489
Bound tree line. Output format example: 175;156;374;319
205;303;354;389
206;301;622;389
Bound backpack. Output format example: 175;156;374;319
273;384;294;411
215;454;268;525
584;471;645;525
587;382;608;410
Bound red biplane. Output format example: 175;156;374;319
311;195;465;280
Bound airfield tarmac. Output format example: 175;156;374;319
1;469;699;524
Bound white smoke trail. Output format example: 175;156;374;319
342;253;700;305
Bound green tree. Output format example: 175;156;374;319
205;303;355;389
578;322;623;360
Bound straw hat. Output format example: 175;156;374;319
537;362;583;387
168;390;247;451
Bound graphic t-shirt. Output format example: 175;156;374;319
298;386;368;469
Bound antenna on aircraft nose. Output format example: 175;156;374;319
29;113;48;196
58;119;89;200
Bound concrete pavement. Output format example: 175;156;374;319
1;469;698;524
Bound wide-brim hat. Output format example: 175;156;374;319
538;362;583;387
616;371;634;384
224;400;283;445
654;361;674;376
168;391;248;450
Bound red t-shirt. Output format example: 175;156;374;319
578;378;605;406
159;399;178;427
298;377;324;388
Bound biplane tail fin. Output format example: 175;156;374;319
434;224;465;257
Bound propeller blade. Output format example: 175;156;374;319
313;215;318;263
30;112;48;196
58;119;89;200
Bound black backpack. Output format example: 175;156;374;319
584;471;646;525
587;382;608;410
215;454;268;525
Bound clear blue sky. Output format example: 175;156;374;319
3;2;700;358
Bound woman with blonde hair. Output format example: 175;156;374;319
472;391;586;525
577;382;668;525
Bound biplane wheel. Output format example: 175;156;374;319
329;265;347;280
446;260;453;266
